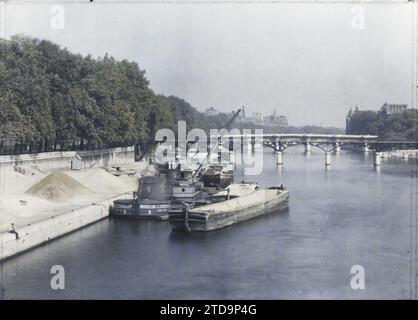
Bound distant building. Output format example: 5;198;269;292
346;105;358;122
252;112;262;121
263;110;288;126
238;106;288;126
380;103;407;115
346;102;408;133
346;105;360;134
204;107;220;116
238;106;252;122
277;115;288;126
241;106;246;118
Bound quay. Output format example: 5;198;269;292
0;146;153;261
0;194;131;261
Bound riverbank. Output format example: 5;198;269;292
0;154;155;261
381;149;418;159
0;193;132;261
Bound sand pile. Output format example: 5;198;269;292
74;168;137;194
3;169;46;194
1;166;141;232
118;174;139;191
25;171;91;202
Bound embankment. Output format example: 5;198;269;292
381;149;418;159
0;146;135;172
0;194;130;261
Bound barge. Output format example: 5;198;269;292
169;183;289;232
110;168;224;219
110;176;172;219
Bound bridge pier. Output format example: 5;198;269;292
325;151;331;167
229;150;235;163
362;143;371;153
276;151;283;165
246;140;251;153
228;137;234;152
334;142;341;153
305;142;312;153
276;164;283;176
374;151;381;166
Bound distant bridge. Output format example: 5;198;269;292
223;133;377;151
159;133;417;167
220;133;418;167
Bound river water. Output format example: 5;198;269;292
0;147;417;299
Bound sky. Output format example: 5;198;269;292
1;1;416;127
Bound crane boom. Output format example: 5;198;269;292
193;108;241;179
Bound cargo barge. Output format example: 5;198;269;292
109;176;172;219
169;183;289;232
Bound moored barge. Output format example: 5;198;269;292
169;183;289;232
110;175;172;219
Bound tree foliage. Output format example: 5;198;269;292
346;109;418;141
0;36;215;153
1;36;346;155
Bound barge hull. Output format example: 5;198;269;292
170;189;289;232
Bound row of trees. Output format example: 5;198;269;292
346;109;418;140
1;36;344;155
0;36;231;155
261;124;342;135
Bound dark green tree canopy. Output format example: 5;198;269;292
1;36;345;155
0;36;202;153
346;109;418;141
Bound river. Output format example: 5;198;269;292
0;147;417;299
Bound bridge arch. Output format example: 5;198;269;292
263;141;340;153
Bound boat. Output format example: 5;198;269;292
168;182;289;232
110;167;220;220
110;175;172;219
110;109;245;220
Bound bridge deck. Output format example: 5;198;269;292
220;133;378;143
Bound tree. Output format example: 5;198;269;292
346;108;417;141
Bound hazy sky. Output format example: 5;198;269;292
2;2;416;127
